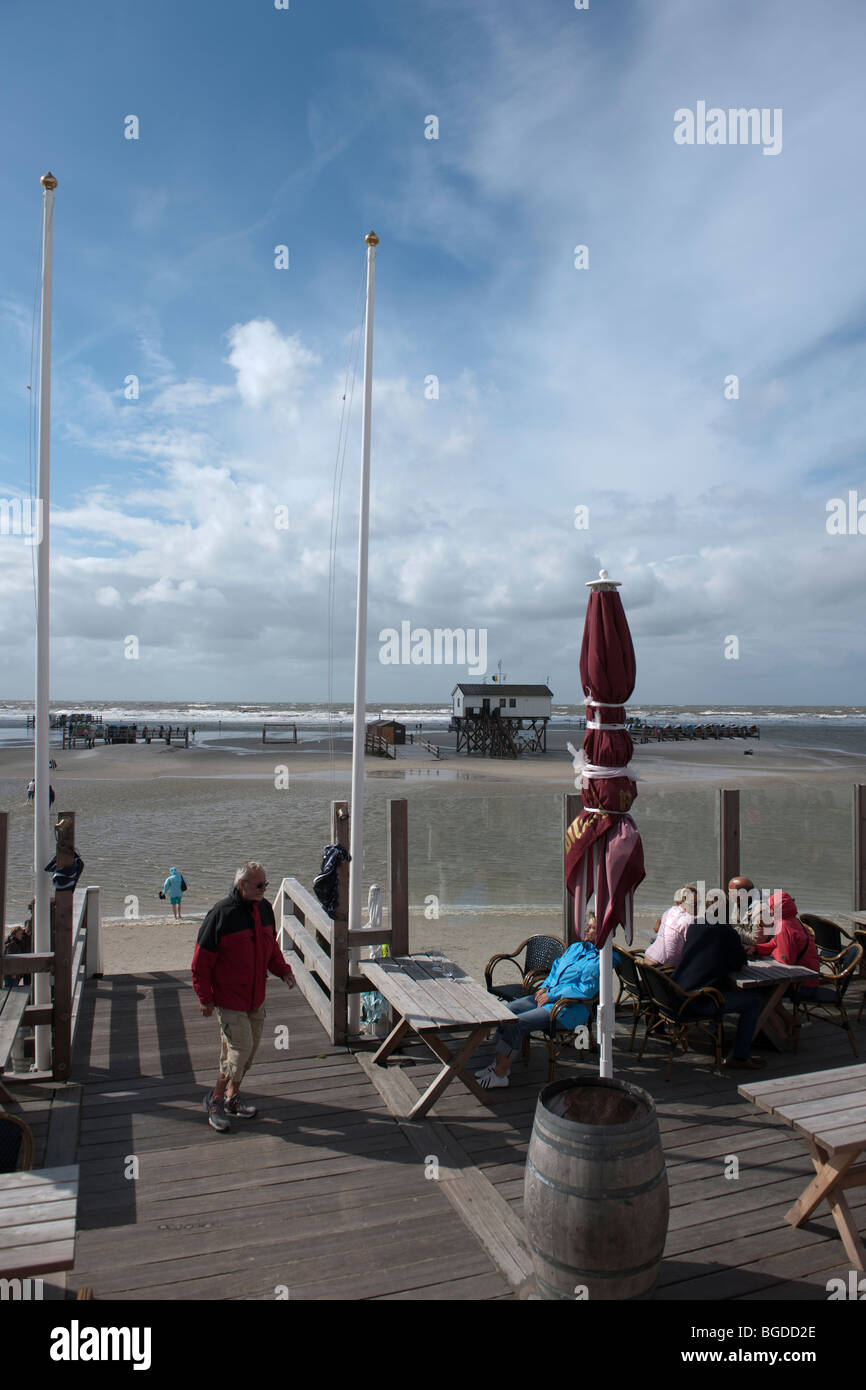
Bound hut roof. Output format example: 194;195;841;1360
452;683;553;698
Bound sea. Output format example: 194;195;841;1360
2;703;865;972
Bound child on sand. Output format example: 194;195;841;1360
162;866;186;920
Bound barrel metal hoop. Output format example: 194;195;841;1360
529;1238;665;1282
525;1154;668;1202
530;1125;663;1165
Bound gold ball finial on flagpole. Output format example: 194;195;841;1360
41;172;58;190
365;231;379;246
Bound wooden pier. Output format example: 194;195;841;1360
5;962;863;1301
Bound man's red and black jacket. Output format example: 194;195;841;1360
192;887;293;1011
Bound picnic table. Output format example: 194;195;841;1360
731;958;819;1051
0;1164;79;1279
358;954;517;1119
0;986;30;1102
739;1065;866;1270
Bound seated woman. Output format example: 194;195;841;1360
476;916;604;1089
747;891;819;974
643;884;697;969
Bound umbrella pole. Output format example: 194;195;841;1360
598;938;613;1079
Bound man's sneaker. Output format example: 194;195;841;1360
224;1095;257;1119
202;1091;230;1132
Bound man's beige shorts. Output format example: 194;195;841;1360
216;1004;266;1085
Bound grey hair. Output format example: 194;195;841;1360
234;861;266;887
674;883;698;907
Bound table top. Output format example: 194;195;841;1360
0;1163;79;1278
739;1064;866;1156
731;959;819;987
359;954;517;1031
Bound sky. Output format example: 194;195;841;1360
0;0;864;706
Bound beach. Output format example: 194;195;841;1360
3;717;864;985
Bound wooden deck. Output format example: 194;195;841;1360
5;967;865;1301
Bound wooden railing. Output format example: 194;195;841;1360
416;738;444;759
364;731;396;759
0;811;102;1082
274;799;409;1044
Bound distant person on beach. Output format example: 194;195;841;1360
192;861;296;1132
26;779;35;801
644;884;697;968
476;915;604;1089
162;866;186;919
673;913;765;1071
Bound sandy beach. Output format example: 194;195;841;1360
3;726;864;983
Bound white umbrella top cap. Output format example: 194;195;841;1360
586;569;621;590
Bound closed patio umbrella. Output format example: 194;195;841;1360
565;571;645;1077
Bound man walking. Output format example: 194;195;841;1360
192;861;295;1132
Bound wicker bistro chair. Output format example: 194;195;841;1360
636;962;725;1081
791;941;863;1058
856;929;866;1021
614;947;658;1051
799;913;853;960
525;992;600;1083
0;1111;35;1172
484;935;566;1003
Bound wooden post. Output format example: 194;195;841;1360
718;789;740;891
854;785;866;911
0;811;7;982
330;801;350;1044
52;811;75;1081
388;799;409;957
563;793;581;943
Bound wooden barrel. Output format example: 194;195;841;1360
524;1076;669;1300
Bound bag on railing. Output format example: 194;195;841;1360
313;844;351;918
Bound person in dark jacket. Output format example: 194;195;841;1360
192;861;295;1132
673;916;766;1071
3;922;33;988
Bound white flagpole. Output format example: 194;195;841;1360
348;231;379;1034
34;172;57;1073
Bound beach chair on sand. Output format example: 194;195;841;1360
636;963;725;1081
484;935;565;1003
792;942;863;1057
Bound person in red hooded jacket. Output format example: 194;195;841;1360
747;890;821;1031
192;861;295;1132
748;891;820;973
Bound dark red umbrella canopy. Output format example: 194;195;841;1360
565;582;645;947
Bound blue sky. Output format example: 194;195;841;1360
1;0;865;704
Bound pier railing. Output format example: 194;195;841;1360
275;799;409;1044
364;730;396;759
0;811;102;1083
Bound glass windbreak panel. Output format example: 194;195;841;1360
739;783;851;912
628;785;717;914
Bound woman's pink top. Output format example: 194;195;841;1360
644;905;693;968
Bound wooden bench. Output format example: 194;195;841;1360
0;987;30;1102
0;1164;80;1279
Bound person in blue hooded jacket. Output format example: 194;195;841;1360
476;915;609;1088
162;866;185;920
